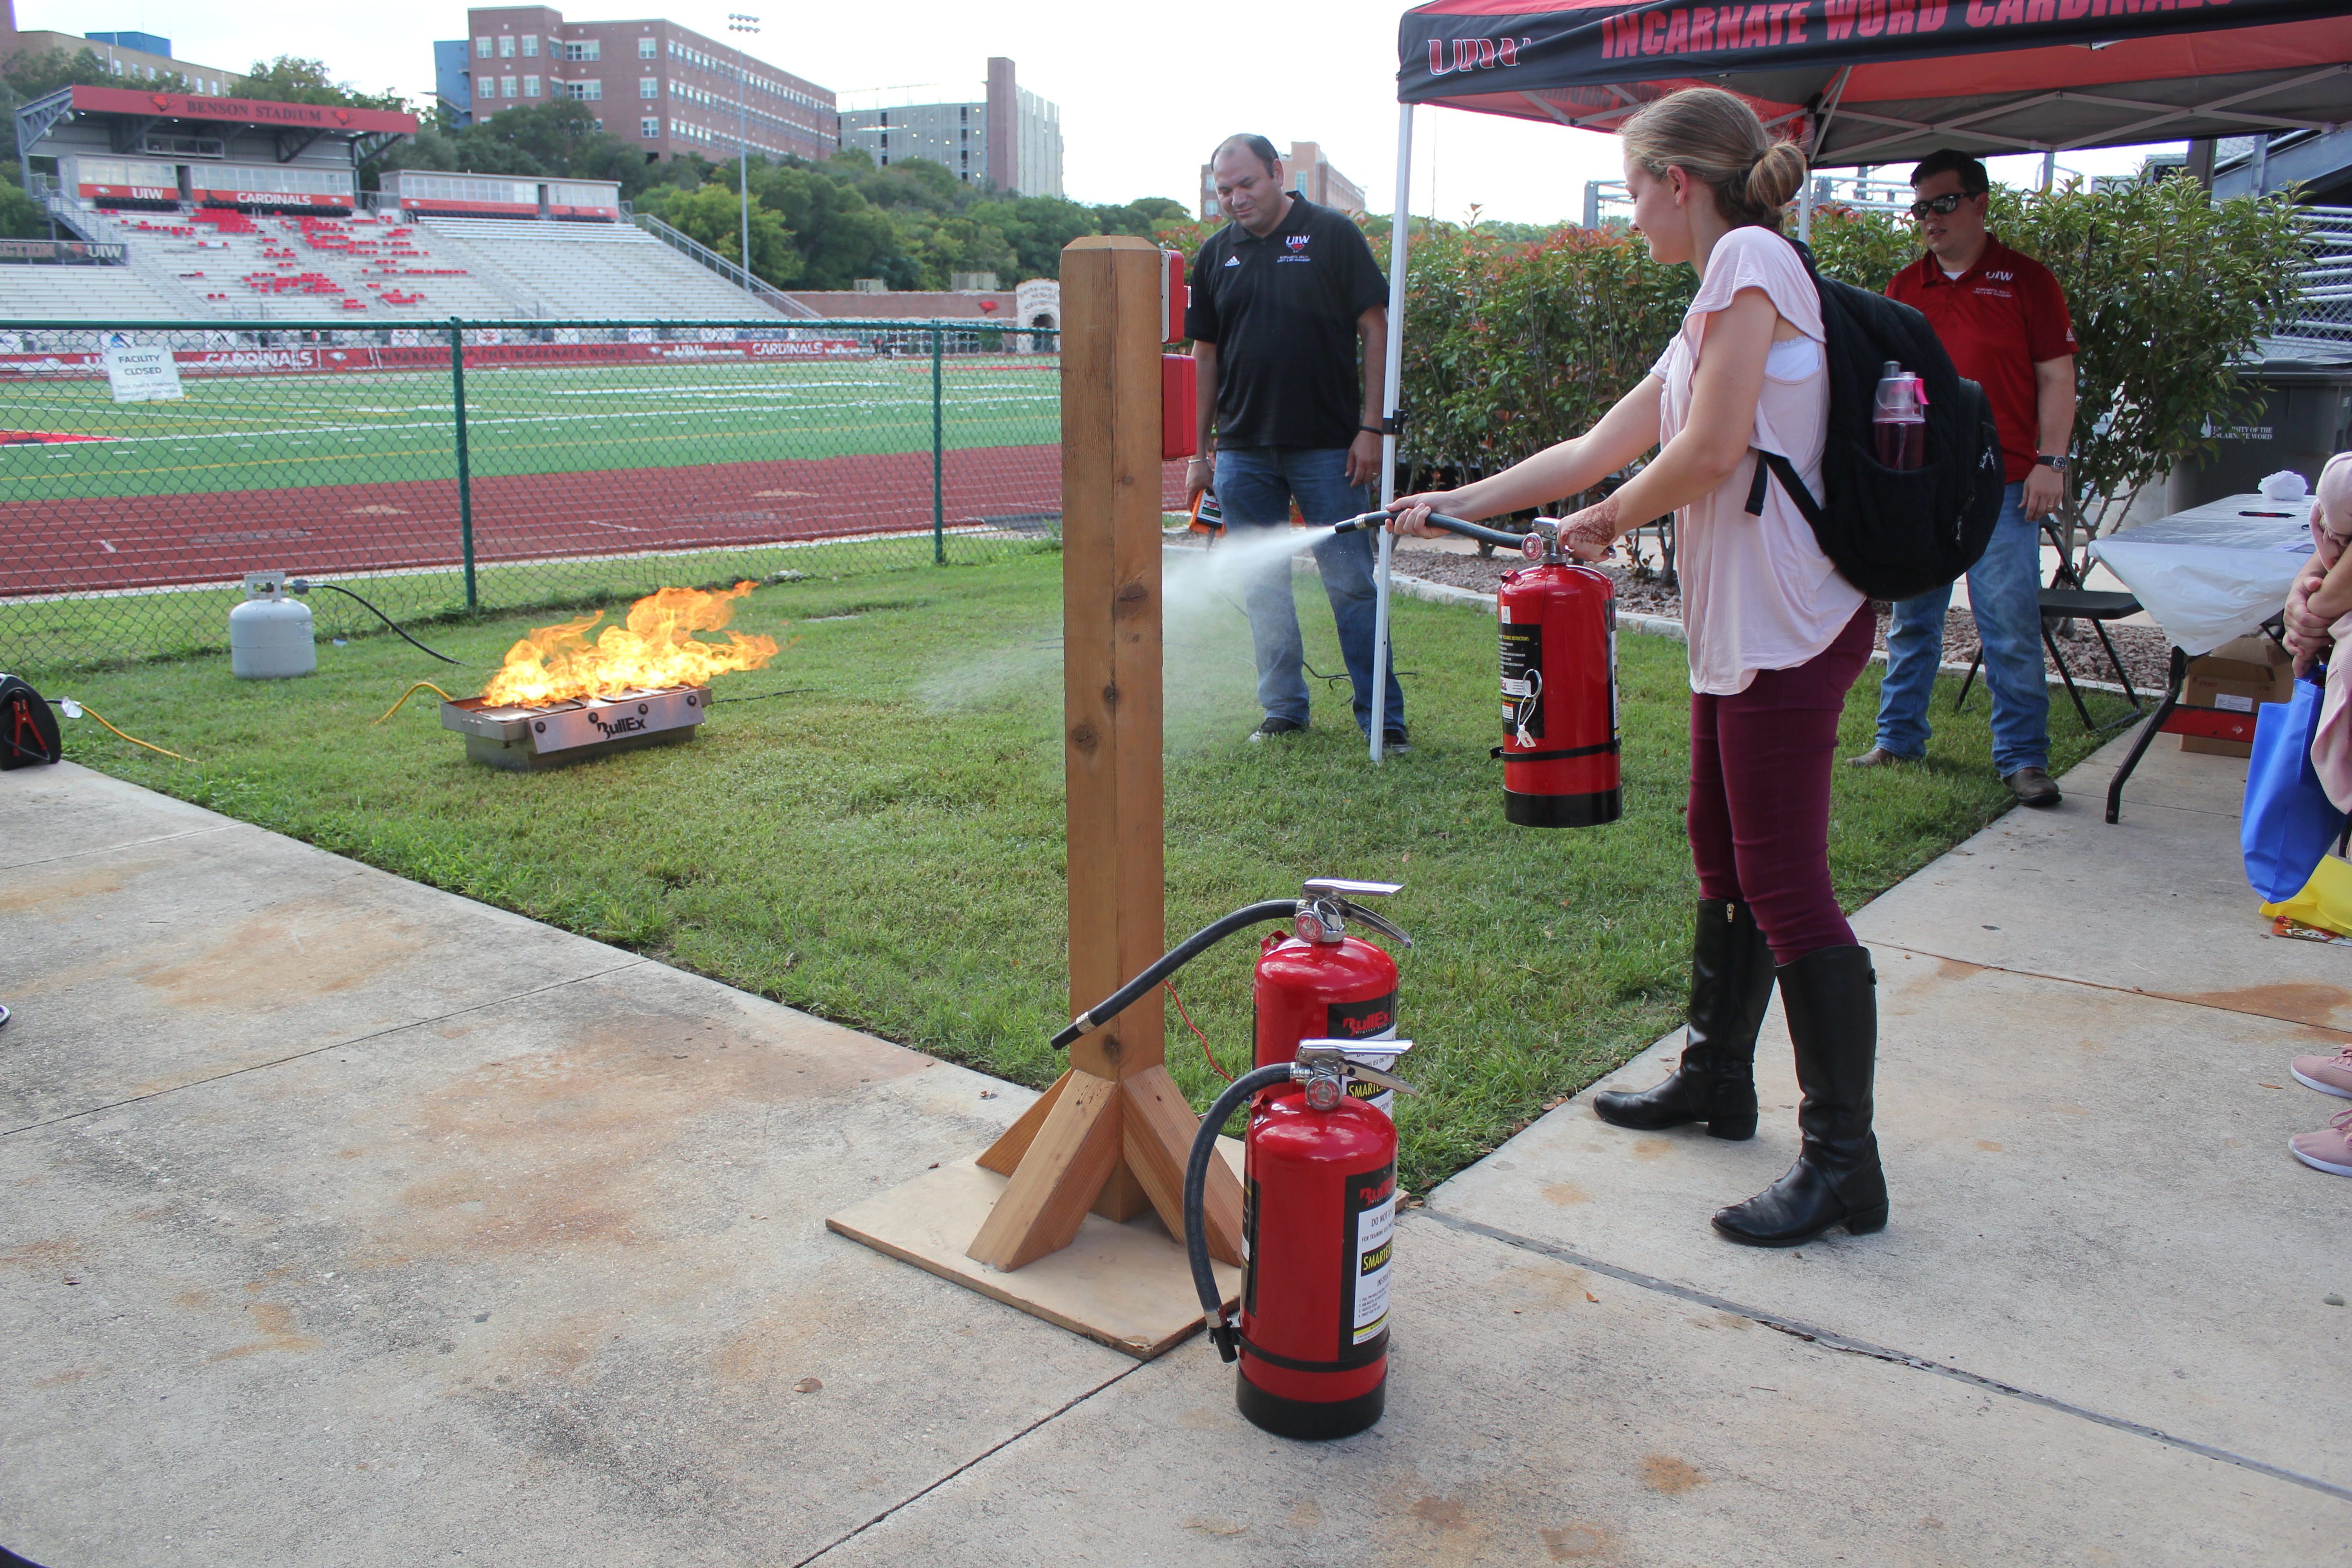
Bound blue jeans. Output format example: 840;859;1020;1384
1214;446;1406;737
1874;482;2049;776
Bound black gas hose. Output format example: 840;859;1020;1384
1331;510;1529;551
1184;1061;1294;1362
1049;899;1299;1050
289;579;464;665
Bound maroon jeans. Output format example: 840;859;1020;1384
1687;605;1876;966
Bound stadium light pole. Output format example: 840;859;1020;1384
727;14;759;289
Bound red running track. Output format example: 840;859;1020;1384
5;447;1195;597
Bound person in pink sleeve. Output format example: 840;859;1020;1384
1391;86;1883;1248
2282;451;2352;1178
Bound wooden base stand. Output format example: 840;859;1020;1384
827;1142;1243;1360
969;1065;1245;1271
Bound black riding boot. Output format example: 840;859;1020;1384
1712;944;1889;1246
1594;899;1773;1141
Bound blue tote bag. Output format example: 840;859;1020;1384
2243;671;2348;901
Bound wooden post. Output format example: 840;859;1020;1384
969;235;1243;1273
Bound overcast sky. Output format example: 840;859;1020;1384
42;0;2176;224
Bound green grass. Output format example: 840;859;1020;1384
0;357;1059;501
42;553;2133;1191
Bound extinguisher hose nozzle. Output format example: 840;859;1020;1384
1050;898;1299;1050
1184;1062;1295;1361
1335;510;1529;550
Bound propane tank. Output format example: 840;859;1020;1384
1496;523;1620;827
1185;1039;1416;1441
230;571;316;680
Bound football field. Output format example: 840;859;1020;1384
0;355;1070;599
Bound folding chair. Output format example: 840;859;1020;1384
1955;519;2145;730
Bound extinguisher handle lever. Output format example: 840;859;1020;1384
1331;896;1413;951
1295;1039;1420;1096
1302;877;1400;899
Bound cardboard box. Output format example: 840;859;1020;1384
2180;635;2293;756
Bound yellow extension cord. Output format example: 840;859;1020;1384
373;681;457;725
69;701;194;763
51;678;461;764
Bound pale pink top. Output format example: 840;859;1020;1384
1649;225;1863;696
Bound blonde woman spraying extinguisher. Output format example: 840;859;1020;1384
1392;87;1885;1247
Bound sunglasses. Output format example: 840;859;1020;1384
1908;191;1978;220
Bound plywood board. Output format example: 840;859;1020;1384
830;1149;1242;1361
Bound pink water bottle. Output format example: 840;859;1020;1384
1873;361;1926;470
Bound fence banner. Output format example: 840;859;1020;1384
101;341;184;402
0;338;879;380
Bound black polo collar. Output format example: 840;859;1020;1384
1228;193;1318;249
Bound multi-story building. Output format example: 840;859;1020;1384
0;5;239;97
435;7;835;167
1198;141;1366;220
836;59;1063;198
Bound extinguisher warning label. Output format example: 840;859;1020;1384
1344;1162;1397;1347
1500;622;1543;740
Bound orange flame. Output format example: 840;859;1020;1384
481;581;779;707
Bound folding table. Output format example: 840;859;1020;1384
2087;493;2313;823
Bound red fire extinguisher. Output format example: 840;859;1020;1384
1184;1038;1415;1440
1497;521;1622;827
1332;510;1621;827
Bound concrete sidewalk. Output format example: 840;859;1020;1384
3;735;2347;1565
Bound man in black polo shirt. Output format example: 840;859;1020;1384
1185;133;1405;746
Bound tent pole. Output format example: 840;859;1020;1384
1798;171;1815;241
1371;102;1414;764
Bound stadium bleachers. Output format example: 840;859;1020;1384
412;218;784;319
0;261;179;319
79;207;538;320
46;206;786;321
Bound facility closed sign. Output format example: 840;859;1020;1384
103;340;183;403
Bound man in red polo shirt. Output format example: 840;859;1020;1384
1851;149;2078;807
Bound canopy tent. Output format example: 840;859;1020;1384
1395;0;2352;166
1361;0;2352;756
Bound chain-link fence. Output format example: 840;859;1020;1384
0;316;1151;672
2280;206;2352;356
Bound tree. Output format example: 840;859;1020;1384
643;181;799;285
0;164;42;239
230;55;405;111
747;165;904;289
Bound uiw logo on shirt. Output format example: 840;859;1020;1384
1279;234;1312;263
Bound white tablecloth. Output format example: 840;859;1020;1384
2088;493;2313;657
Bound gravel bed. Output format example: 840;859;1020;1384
1392;548;2171;696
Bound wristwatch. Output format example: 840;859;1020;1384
2035;453;2069;472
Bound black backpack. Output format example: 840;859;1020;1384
1745;238;2006;603
0;674;62;769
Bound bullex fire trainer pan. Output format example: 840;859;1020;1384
439;685;711;770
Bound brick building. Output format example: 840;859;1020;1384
1198;141;1365;220
436;7;834;167
0;4;238;97
836;59;1063;198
